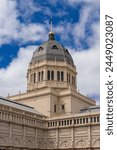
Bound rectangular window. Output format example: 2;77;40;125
64;120;66;125
67;120;69;125
77;119;79;124
83;118;85;123
57;71;60;81
86;118;88;123
54;105;56;113
70;120;72;125
67;73;69;82
74;119;76;124
94;117;96;122
91;117;93;123
55;121;57;126
34;73;36;83
97;116;100;122
61;71;64;81
61;104;65;113
80;118;82;124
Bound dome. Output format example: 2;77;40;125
31;32;74;65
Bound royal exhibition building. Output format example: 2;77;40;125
0;29;100;150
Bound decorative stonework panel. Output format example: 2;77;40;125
48;130;56;138
48;141;56;149
38;141;42;148
37;129;44;138
12;125;22;136
0;136;7;145
59;128;71;137
12;138;21;146
75;139;88;148
25;127;35;137
60;140;71;148
0;122;9;134
75;127;88;137
92;138;100;147
25;139;34;148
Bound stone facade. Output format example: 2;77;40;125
0;98;99;150
0;30;100;150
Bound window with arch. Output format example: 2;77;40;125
52;45;58;49
67;73;69;82
34;73;36;83
51;71;54;80
57;71;60;81
47;70;50;80
41;71;44;81
69;74;70;83
38;46;43;51
61;104;65;113
38;72;40;81
61;71;64;81
54;104;56;113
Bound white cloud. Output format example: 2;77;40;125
0;0;48;45
70;20;100;102
0;46;35;97
0;0;100;103
70;47;100;98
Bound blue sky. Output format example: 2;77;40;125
0;0;100;103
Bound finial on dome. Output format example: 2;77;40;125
49;16;55;40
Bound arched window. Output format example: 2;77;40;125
67;73;69;82
34;73;36;83
52;45;58;49
41;71;44;81
38;72;40;81
38;46;43;51
69;74;70;83
54;105;56;113
51;71;54;80
61;71;64;81
57;71;60;81
47;70;50;80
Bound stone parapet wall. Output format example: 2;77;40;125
0;104;100;150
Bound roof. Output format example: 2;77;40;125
80;105;100;113
0;96;43;115
31;32;74;65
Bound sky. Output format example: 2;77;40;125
0;0;100;103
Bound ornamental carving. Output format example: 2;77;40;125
12;138;21;146
48;141;56;148
60;140;70;148
92;138;100;147
75;139;87;148
26;139;34;147
0;136;7;145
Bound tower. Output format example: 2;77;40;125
27;30;77;92
9;25;95;118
